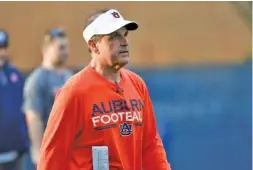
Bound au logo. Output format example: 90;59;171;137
120;123;132;136
111;12;120;18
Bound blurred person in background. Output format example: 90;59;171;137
23;28;73;167
0;29;29;170
37;9;170;170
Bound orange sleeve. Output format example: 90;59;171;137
142;84;171;170
37;87;83;170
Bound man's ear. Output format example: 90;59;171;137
88;40;99;54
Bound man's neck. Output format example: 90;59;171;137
42;60;64;73
0;58;9;69
0;61;6;69
90;58;121;83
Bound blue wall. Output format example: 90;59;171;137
133;62;251;170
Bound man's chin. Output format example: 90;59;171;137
0;59;7;68
113;60;129;70
53;60;66;67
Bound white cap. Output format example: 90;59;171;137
83;9;138;43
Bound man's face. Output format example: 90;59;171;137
46;37;69;66
0;47;9;67
95;27;129;68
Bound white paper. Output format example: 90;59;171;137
92;146;109;170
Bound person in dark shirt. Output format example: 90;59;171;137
0;29;29;170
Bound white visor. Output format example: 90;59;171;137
83;9;138;43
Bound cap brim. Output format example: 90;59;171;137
125;21;138;31
0;31;8;47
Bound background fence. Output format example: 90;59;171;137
134;62;251;170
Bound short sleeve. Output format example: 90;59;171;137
23;71;46;116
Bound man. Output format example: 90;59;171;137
0;29;29;170
38;9;171;170
23;28;73;167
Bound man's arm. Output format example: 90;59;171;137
23;74;45;165
37;87;83;170
25;110;44;164
142;85;171;170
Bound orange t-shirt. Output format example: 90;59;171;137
37;65;171;170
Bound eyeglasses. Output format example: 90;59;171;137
47;28;66;39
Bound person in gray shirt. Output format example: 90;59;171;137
23;28;73;166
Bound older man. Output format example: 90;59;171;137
38;9;170;170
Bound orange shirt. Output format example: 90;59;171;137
37;65;171;170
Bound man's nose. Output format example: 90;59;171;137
118;35;127;44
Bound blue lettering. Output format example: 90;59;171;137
112;100;124;112
101;101;112;113
92;104;103;117
123;100;131;111
130;99;139;111
138;99;144;110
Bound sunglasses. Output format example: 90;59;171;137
47;28;66;40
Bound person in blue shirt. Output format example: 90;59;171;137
0;29;29;170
